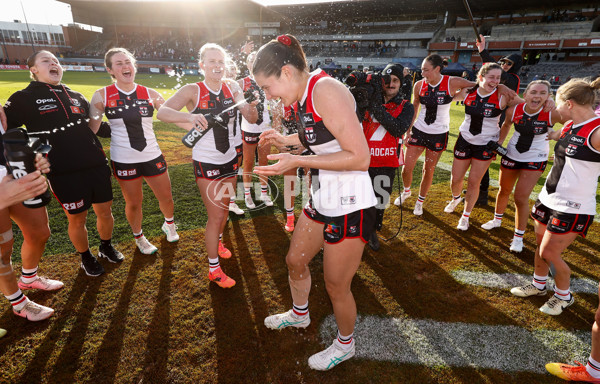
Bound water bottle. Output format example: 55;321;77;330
2;127;52;208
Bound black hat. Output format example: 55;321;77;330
383;63;404;81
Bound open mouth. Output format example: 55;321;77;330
123;70;132;78
49;68;59;75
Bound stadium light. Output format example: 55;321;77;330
250;0;351;6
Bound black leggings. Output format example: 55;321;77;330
368;166;397;231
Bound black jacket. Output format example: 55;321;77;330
2;81;107;175
479;50;522;92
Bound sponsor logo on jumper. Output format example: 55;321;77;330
566;201;581;209
36;98;56;104
38;104;57;111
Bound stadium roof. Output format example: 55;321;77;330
61;0;592;27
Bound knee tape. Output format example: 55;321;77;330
0;229;14;268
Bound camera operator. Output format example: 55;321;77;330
358;64;414;251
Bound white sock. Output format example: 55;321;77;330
208;257;220;273
532;273;548;290
586;355;600;378
21;266;38;284
6;289;29;312
335;330;354;351
554;286;571;301
292;301;309;318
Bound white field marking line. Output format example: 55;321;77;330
451;270;598;294
319;314;591;373
423;155;599;223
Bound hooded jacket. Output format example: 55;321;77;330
479;49;522;92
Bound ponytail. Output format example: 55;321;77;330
424;54;447;71
252;34;307;78
557;77;600;107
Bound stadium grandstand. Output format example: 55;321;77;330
1;0;598;88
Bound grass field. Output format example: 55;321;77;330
0;69;599;383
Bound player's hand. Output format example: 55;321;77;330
188;113;208;131
34;153;50;174
254;153;297;175
543;98;556;113
476;34;486;52
259;129;286;148
241;41;254;55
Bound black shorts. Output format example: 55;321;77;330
531;200;594;238
500;156;547;172
242;131;260;144
407;127;448;152
193;157;238;180
111;154;168;181
49;164;113;214
453;134;494;161
303;200;376;244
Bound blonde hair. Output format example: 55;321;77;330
556;77;600;107
198;43;229;63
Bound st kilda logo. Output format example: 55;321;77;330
299;112;317;143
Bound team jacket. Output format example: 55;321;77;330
2;81;107;175
362;99;408;167
539;117;600;215
103;83;162;163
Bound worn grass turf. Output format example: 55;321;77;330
0;70;598;383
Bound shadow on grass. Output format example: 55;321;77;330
15;270;103;384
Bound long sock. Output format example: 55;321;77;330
208;257;220;273
554;286;571;301
514;229;525;239
289;274;311;310
292;301;309;319
21;266;38;284
532;273;547;290
587;356;600;378
335;330;354;351
6;289;29;312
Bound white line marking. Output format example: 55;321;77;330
319;315;590;373
451;270;598;294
